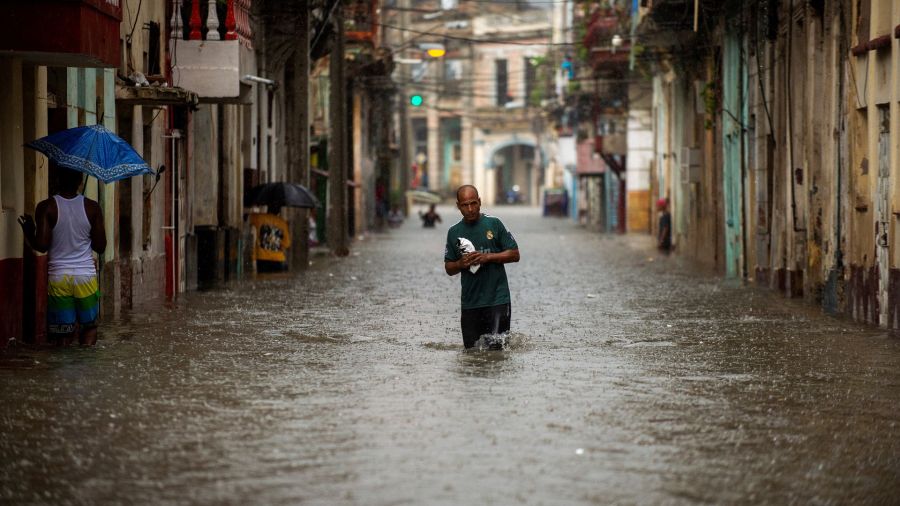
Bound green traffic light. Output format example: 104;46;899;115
410;94;423;107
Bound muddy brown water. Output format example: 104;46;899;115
2;206;899;505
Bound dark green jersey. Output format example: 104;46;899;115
444;214;519;310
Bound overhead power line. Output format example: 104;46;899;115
376;21;565;46
458;0;568;4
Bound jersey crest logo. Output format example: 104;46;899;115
486;230;494;240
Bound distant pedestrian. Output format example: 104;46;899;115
18;164;106;346
444;185;520;349
657;197;672;253
308;212;319;247
419;204;442;228
387;205;404;228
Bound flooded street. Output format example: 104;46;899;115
3;205;900;505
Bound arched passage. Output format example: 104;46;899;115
486;140;541;205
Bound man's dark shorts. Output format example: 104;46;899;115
460;303;511;349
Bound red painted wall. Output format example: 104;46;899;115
0;258;24;348
22;254;48;345
0;0;122;67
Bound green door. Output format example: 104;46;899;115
722;31;746;278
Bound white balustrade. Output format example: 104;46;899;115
205;0;220;40
169;0;183;41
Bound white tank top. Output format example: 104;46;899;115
48;194;96;276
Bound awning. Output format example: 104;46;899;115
115;85;199;107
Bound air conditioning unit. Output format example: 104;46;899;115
680;147;701;184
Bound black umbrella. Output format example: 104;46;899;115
244;182;320;209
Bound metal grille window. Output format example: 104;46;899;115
445;60;462;81
524;57;537;105
147;22;161;75
495;59;508;106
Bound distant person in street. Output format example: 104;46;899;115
387;205;404;228
375;178;388;225
18;164;106;346
444;185;520;350
308;212;319;247
419;204;442;228
657;197;672;253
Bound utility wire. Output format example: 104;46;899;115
125;0;144;43
458;0;571;4
377;21;561;46
380;19;717;56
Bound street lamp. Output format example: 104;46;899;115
419;43;446;58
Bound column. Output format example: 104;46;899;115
426;100;439;191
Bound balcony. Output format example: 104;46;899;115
345;0;379;45
595;133;626;156
0;0;122;67
576;140;605;175
582;8;631;76
170;0;254;102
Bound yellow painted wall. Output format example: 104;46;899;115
627;189;650;233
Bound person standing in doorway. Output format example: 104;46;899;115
444;185;520;349
18;164;106;346
657;197;672;253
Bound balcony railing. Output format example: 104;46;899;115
345;0;378;44
170;0;252;47
170;0;254;101
0;0;122;67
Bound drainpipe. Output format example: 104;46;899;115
162;130;180;300
786;5;805;234
165;1;176;300
826;3;847;313
740;25;748;279
834;10;844;272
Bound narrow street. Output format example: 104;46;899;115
2;206;900;505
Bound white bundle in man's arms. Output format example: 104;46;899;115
456;237;480;274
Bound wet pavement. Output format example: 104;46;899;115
2;205;900;505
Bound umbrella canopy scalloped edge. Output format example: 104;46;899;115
28;137;153;184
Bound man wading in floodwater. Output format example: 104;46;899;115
444;185;520;349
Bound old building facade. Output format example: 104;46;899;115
639;0;900;327
1;0;387;347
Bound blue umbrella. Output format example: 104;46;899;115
26;124;154;183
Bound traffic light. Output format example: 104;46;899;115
410;94;423;107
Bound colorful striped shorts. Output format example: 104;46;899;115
48;274;100;334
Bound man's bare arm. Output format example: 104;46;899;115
86;199;107;255
445;249;519;276
445;255;472;276
469;248;519;266
20;200;54;253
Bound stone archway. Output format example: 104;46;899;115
485;139;542;206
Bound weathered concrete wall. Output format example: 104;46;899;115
627;83;653;233
0;58;25;346
192;104;219;227
845;0;896;326
644;0;900;329
222;103;243;228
